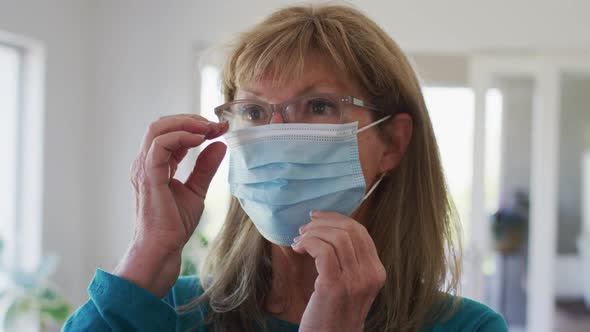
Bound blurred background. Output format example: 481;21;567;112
0;0;589;331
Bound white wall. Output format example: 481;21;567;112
84;0;203;278
81;0;590;54
410;54;468;86
356;0;590;53
0;0;89;305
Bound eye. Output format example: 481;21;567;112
239;104;265;121
306;98;337;116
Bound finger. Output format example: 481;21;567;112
168;121;228;179
292;236;341;279
303;211;378;264
184;141;227;199
302;214;387;294
168;145;193;178
146;131;207;185
140;117;222;155
296;227;359;272
156;114;229;140
172;147;189;165
157;113;209;121
168;150;186;179
205;120;229;140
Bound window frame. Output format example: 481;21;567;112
0;41;24;270
0;31;45;275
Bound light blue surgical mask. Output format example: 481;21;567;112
225;116;390;246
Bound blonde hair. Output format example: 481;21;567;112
186;4;462;331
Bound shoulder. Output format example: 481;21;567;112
164;275;211;330
164;274;206;307
423;296;508;332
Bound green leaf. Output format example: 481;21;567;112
180;257;197;276
37;287;73;323
195;231;208;247
39;287;58;301
3;297;33;331
40;302;72;323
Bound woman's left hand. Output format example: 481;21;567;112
292;211;387;332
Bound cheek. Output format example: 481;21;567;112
357;132;383;185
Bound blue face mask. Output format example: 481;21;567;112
225;116;390;246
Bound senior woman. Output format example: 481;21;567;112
64;4;507;332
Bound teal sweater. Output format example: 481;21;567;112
62;269;507;331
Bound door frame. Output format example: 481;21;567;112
467;53;590;332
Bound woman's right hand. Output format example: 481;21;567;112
113;114;228;298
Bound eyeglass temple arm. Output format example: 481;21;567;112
349;97;385;113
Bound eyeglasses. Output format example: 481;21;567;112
214;93;386;131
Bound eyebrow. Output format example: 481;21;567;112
241;82;341;99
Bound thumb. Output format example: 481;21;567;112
184;141;227;199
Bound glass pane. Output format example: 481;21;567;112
486;77;534;329
179;65;228;274
423;87;474;237
557;73;590;314
0;44;20;269
198;65;228;241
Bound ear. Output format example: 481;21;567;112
379;113;413;173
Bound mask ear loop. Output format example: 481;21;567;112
361;172;387;202
357;114;391;202
355;114;391;201
357;114;392;134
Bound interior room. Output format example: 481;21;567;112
1;1;589;331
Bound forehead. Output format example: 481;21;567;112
236;55;365;101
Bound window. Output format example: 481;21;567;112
0;35;45;331
483;89;503;215
198;65;229;240
179;65;227;273
422;87;503;239
0;41;24;331
0;37;44;273
423;87;475;235
0;42;22;272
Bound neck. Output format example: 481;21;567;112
266;244;317;324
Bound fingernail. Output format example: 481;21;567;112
196;134;206;140
211;121;228;135
196;121;212;135
291;240;300;249
299;222;310;234
201;121;215;131
293;235;301;243
309;210;315;217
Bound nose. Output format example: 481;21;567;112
268;110;285;124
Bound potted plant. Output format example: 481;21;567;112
0;238;72;331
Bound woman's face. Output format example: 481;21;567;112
235;56;408;212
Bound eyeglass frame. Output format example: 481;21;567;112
213;93;388;127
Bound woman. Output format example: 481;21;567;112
64;4;507;332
